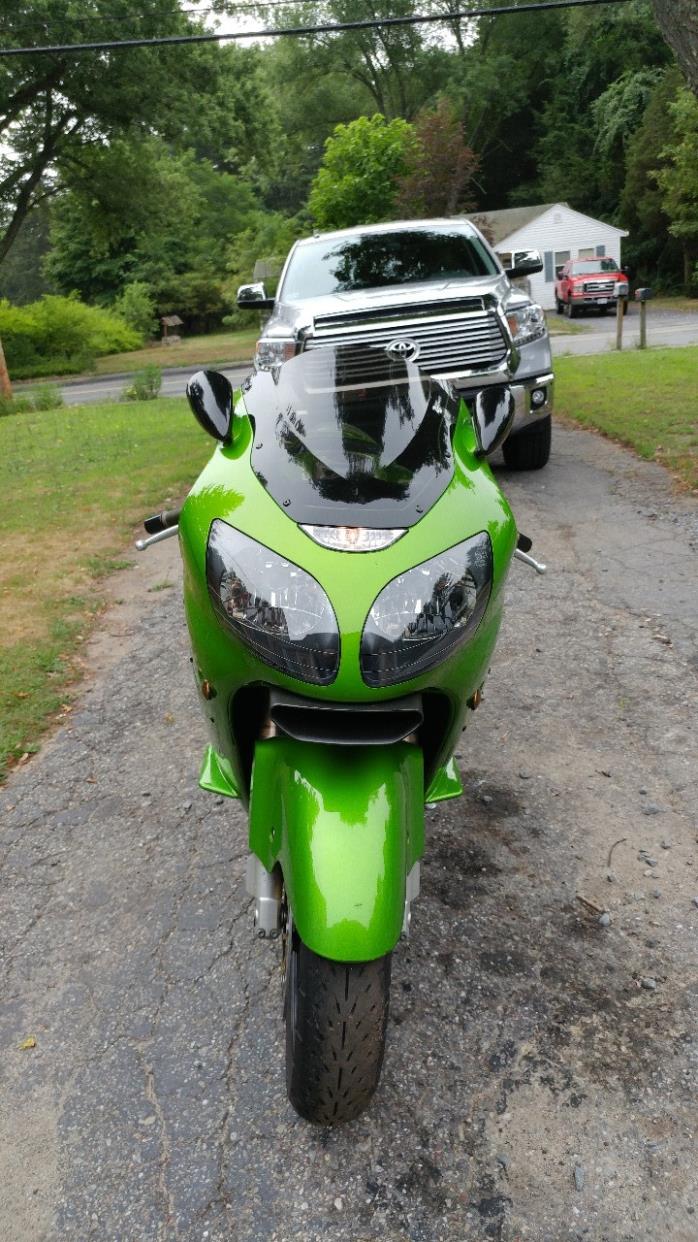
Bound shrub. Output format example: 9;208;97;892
112;281;158;339
123;365;162;401
0;294;142;380
25;384;64;411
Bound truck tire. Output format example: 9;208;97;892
555;295;564;315
565;300;578;319
502;415;551;470
285;936;391;1124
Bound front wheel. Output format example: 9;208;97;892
502;415;552;470
285;935;391;1124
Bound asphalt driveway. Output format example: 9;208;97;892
1;424;697;1241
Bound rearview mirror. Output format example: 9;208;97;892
471;385;515;458
237;282;275;311
186;369;233;443
506;250;544;279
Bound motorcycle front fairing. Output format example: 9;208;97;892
178;347;517;960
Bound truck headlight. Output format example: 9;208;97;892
255;338;296;370
207;521;339;684
506;303;547;345
360;533;493;687
617;282;629;296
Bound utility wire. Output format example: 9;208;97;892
5;0;305;31
0;0;634;58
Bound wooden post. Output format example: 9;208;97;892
0;334;12;400
615;297;624;351
639;300;647;349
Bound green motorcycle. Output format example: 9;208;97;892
137;344;544;1124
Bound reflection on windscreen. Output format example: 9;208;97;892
282;228;498;301
571;259;619;274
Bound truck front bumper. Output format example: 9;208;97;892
455;371;554;436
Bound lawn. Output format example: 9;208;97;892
555;347;698;490
93;327;258;375
0;397;212;780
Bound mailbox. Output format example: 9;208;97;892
635;287;654;302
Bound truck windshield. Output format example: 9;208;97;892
281;228;498;302
571;259;619;274
242;345;459;528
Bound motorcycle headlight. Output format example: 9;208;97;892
506;303;547;345
360;533;493;687
254;338;296;370
206;521;339;684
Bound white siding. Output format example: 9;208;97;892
496;203;628;309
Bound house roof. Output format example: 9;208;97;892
467;202;628;246
466;204;558;245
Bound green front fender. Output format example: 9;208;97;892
249;738;424;962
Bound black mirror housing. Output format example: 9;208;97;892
506;249;544;279
236;281;275;312
187;369;233;443
471;385;516;458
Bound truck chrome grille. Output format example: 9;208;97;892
583;280;616;294
304;303;508;379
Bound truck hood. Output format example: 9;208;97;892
264;273;520;338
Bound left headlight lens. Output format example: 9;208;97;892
206;521;339;684
360;533;493;687
506;303;547;345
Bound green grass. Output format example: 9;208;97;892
555;347;698;490
0;397;212;780
94;328;257;375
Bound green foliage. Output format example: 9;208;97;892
309;114;418;230
0;295;141;380
25;383;64;412
223;211;310;326
123;366;162;402
112;282;158;340
656;87;698;289
0;382;64;418
395;99;479;217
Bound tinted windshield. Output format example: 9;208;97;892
281;227;498;302
571;258;619;274
242;346;460;528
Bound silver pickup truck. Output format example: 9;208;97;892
238;218;554;470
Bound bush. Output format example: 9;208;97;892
0;294;142;380
123;365;162;401
25;384;64;411
113;281;158;339
0;383;64;417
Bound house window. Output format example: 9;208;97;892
497;251;512;268
555;250;571;267
578;247;595;259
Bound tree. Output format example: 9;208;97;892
395;99;479;217
651;1;698;96
620;67;683;287
656;86;698;290
0;2;273;263
308;113;417;229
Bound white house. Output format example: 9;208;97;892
467;202;629;309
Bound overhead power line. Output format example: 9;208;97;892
0;0;635;59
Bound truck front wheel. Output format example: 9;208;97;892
502;416;551;471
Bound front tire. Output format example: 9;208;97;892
285;935;391;1124
502;415;552;470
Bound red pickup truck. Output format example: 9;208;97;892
555;257;630;317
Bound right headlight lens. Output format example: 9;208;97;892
254;338;296;370
360;533;493;687
206;521;339;684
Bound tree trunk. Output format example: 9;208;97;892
651;1;698;95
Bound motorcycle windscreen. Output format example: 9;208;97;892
242;345;459;528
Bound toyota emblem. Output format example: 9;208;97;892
385;338;420;362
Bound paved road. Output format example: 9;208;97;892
53;307;698;406
59;364;252;407
1;427;697;1241
549;305;698;357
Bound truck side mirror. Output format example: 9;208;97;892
237;282;275;311
471;385;516;458
506;250;544;279
186;369;233;443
